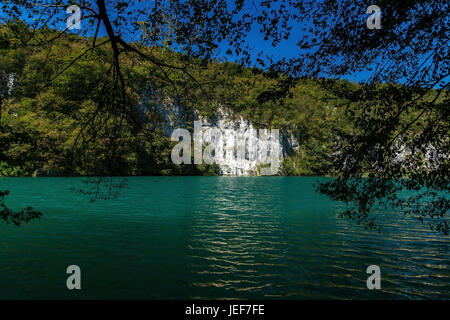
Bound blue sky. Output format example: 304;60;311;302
0;1;382;83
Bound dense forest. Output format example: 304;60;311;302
0;21;432;177
0;21;353;177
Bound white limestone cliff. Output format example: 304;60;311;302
139;93;299;175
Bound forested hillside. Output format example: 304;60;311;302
0;21;361;177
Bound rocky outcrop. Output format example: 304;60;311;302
140;93;299;176
32;168;60;177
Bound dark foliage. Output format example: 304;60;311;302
0;190;42;226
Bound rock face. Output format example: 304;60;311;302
140;93;299;176
32;168;60;177
0;71;15;96
196;108;278;175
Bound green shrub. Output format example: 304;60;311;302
0;161;26;177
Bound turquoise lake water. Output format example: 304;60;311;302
0;177;449;299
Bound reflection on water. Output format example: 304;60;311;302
187;178;288;299
0;177;449;299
